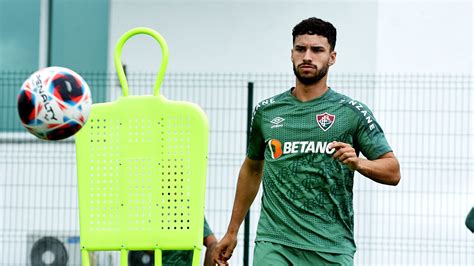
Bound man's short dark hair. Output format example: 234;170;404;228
292;17;337;51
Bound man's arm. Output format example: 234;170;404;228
212;157;264;265
203;234;218;266
331;141;400;186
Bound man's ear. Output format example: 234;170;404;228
329;51;337;66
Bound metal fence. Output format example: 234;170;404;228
0;71;473;265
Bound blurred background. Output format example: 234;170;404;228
1;0;473;265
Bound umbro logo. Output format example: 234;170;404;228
270;117;285;128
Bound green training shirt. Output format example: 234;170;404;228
247;88;392;255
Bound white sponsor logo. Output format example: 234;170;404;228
283;141;335;155
348;100;376;131
268;139;335;159
253;98;275;114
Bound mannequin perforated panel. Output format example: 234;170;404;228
76;97;208;251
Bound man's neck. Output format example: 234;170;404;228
292;77;329;102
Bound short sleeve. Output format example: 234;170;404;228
247;106;265;160
353;106;392;160
203;217;213;237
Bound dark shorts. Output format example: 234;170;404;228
253;241;354;266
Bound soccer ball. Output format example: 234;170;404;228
17;66;92;140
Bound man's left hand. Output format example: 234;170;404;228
330;141;359;170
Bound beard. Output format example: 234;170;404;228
292;62;329;85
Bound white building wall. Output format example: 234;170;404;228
108;0;379;74
376;0;473;73
108;0;473;74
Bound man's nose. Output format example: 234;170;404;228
303;50;312;62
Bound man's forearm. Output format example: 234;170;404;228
357;155;400;185
227;158;263;235
203;235;218;266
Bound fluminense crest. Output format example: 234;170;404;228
316;112;335;131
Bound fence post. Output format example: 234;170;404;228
243;81;254;266
46;0;53;67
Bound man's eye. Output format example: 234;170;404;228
295;47;305;52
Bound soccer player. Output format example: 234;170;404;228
212;17;400;265
466;207;474;233
128;218;217;266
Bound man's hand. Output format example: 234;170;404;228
330;141;400;185
212;232;238;265
330;141;359;170
204;234;218;266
